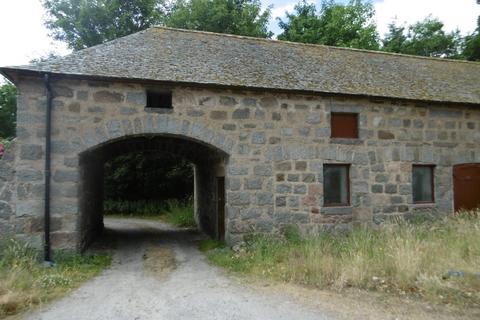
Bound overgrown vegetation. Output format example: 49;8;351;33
105;199;196;228
206;211;480;307
0;238;111;318
104;152;193;203
0;82;16;139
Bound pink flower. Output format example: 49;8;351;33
0;143;4;158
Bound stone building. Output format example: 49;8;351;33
0;27;479;250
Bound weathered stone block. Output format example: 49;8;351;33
276;196;286;207
17;169;43;182
251;132;266;144
126;92;145;105
294;184;307;194
259;97;278;108
385;184;398;194
246;178;262;190
232;108;250;119
254;164;272;176
257;192;274;205
378;130;395;139
371;184;383;193
220;96;238;106
210;111;227;120
0;201;12;219
93;90;124;103
20;145;43;160
276;184;291;194
53;170;79;183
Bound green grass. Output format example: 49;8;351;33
205;210;480;307
160;199;196;228
105;199;196;228
104;199;167;217
0;238;111;318
198;239;224;252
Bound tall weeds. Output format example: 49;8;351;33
208;211;480;306
0;238;110;318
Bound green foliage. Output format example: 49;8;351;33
207;211;480;306
104;199;166;216
382;17;464;58
198;239;224;252
0;237;111;316
42;0;271;50
105;199;195;228
104;152;193;202
463;16;480;61
165;0;272;38
160;199;196;228
43;0;168;50
0;82;17;139
277;0;379;50
282;224;302;244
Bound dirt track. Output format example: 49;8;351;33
22;218;332;320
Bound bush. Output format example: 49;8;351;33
161;199;196;228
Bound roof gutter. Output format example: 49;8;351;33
43;73;53;264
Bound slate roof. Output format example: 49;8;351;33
1;27;480;105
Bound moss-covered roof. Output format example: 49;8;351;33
2;27;480;105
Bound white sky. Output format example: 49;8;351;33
0;0;479;71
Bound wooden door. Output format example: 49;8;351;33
453;164;480;212
217;177;225;241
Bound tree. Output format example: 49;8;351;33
277;0;379;50
382;23;407;54
43;0;272;51
382;17;463;58
43;0;168;50
165;0;272;38
463;2;480;61
0;82;17;139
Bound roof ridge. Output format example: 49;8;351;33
152;26;480;66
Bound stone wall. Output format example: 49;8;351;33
9;74;480;248
0;141;16;235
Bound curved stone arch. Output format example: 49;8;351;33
77;114;235;156
75;114;234;249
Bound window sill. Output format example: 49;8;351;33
145;107;174;114
329;138;363;145
321;206;353;215
412;202;436;207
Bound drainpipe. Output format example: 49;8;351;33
43;73;52;263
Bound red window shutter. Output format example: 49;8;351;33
331;113;358;138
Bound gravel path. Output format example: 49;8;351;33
24;218;333;320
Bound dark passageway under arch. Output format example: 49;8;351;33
78;134;228;250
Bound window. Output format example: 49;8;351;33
146;90;172;109
331;112;358;138
323;164;350;206
412;165;435;203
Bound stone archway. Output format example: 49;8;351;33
66;113;236;250
78;133;229;250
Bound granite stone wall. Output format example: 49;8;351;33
8;75;480;248
0;141;16;236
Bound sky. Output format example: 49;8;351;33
0;0;479;71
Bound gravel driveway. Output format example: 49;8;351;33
23;218;332;320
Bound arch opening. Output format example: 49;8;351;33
78;134;228;250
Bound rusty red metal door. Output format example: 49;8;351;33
453;164;480;212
